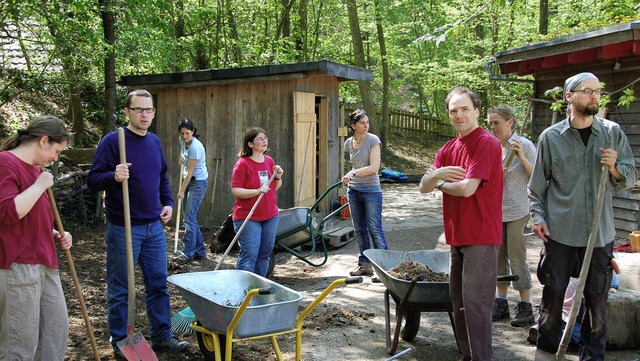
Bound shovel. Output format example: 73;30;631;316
47;188;100;361
173;164;185;254
556;163;609;360
116;127;159;361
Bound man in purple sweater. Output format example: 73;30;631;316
87;89;189;359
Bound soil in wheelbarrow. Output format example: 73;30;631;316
388;261;449;282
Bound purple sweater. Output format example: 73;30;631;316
87;127;173;226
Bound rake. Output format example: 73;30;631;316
170;306;195;334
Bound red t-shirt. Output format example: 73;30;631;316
231;156;279;222
0;152;58;269
433;127;503;246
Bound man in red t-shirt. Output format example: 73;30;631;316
419;87;503;361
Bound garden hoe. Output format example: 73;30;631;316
116;127;158;361
47;188;100;361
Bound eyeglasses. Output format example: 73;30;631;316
572;88;603;96
128;107;156;114
254;137;268;142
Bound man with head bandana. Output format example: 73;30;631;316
528;72;637;360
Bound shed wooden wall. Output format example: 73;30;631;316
146;74;342;228
528;57;640;240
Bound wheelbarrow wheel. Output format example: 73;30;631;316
195;321;226;361
400;311;421;341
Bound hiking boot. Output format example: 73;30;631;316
152;336;190;353
527;324;538;344
113;347;126;360
511;301;535;327
491;298;510;321
350;264;373;276
172;253;193;265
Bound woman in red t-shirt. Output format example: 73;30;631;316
0;115;73;360
230;127;283;277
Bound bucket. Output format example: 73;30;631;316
629;231;640;253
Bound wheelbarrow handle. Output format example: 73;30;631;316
497;274;519;282
345;276;364;285
257;287;275;295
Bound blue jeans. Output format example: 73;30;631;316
233;216;279;277
347;187;388;265
182;179;208;259
106;220;173;346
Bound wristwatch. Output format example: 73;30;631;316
436;180;446;191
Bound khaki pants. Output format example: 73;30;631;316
0;263;68;361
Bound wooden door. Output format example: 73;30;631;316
293;92;317;206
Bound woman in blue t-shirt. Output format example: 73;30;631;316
174;119;209;264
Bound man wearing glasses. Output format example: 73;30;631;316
529;73;636;360
88;89;190;359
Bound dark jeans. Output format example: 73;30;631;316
106;220;173;346
536;239;613;361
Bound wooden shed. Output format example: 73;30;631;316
119;60;373;228
494;21;640;240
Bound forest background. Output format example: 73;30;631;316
1;0;639;146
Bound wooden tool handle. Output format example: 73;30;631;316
503;149;517;177
47;189;100;361
214;171;278;271
173;164;185;254
118;128;136;332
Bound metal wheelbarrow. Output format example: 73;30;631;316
167;270;362;361
364;249;518;355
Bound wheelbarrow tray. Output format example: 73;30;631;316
364;249;451;305
167;270;302;338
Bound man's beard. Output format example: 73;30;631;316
574;103;599;116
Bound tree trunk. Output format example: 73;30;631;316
296;0;308;61
100;0;117;137
69;82;85;147
373;0;388;148
225;0;243;65
345;0;377;136
539;0;549;35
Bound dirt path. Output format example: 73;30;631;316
60;182;639;360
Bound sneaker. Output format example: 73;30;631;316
527;324;538;344
491;298;510;321
349;264;373;276
371;275;381;283
173;253;193;265
152;336;190;353
511;301;535;327
193;253;207;260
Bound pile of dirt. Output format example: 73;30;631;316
388;260;449;282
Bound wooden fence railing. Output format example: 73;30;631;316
346;107;456;140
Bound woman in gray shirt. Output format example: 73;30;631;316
342;109;388;278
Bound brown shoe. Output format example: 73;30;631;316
491;298;510;321
511;301;535;327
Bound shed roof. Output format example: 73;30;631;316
119;60;373;87
495;21;640;76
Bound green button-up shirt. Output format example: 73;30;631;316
528;116;637;247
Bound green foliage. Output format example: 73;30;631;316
2;0;638;138
618;88;636;109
